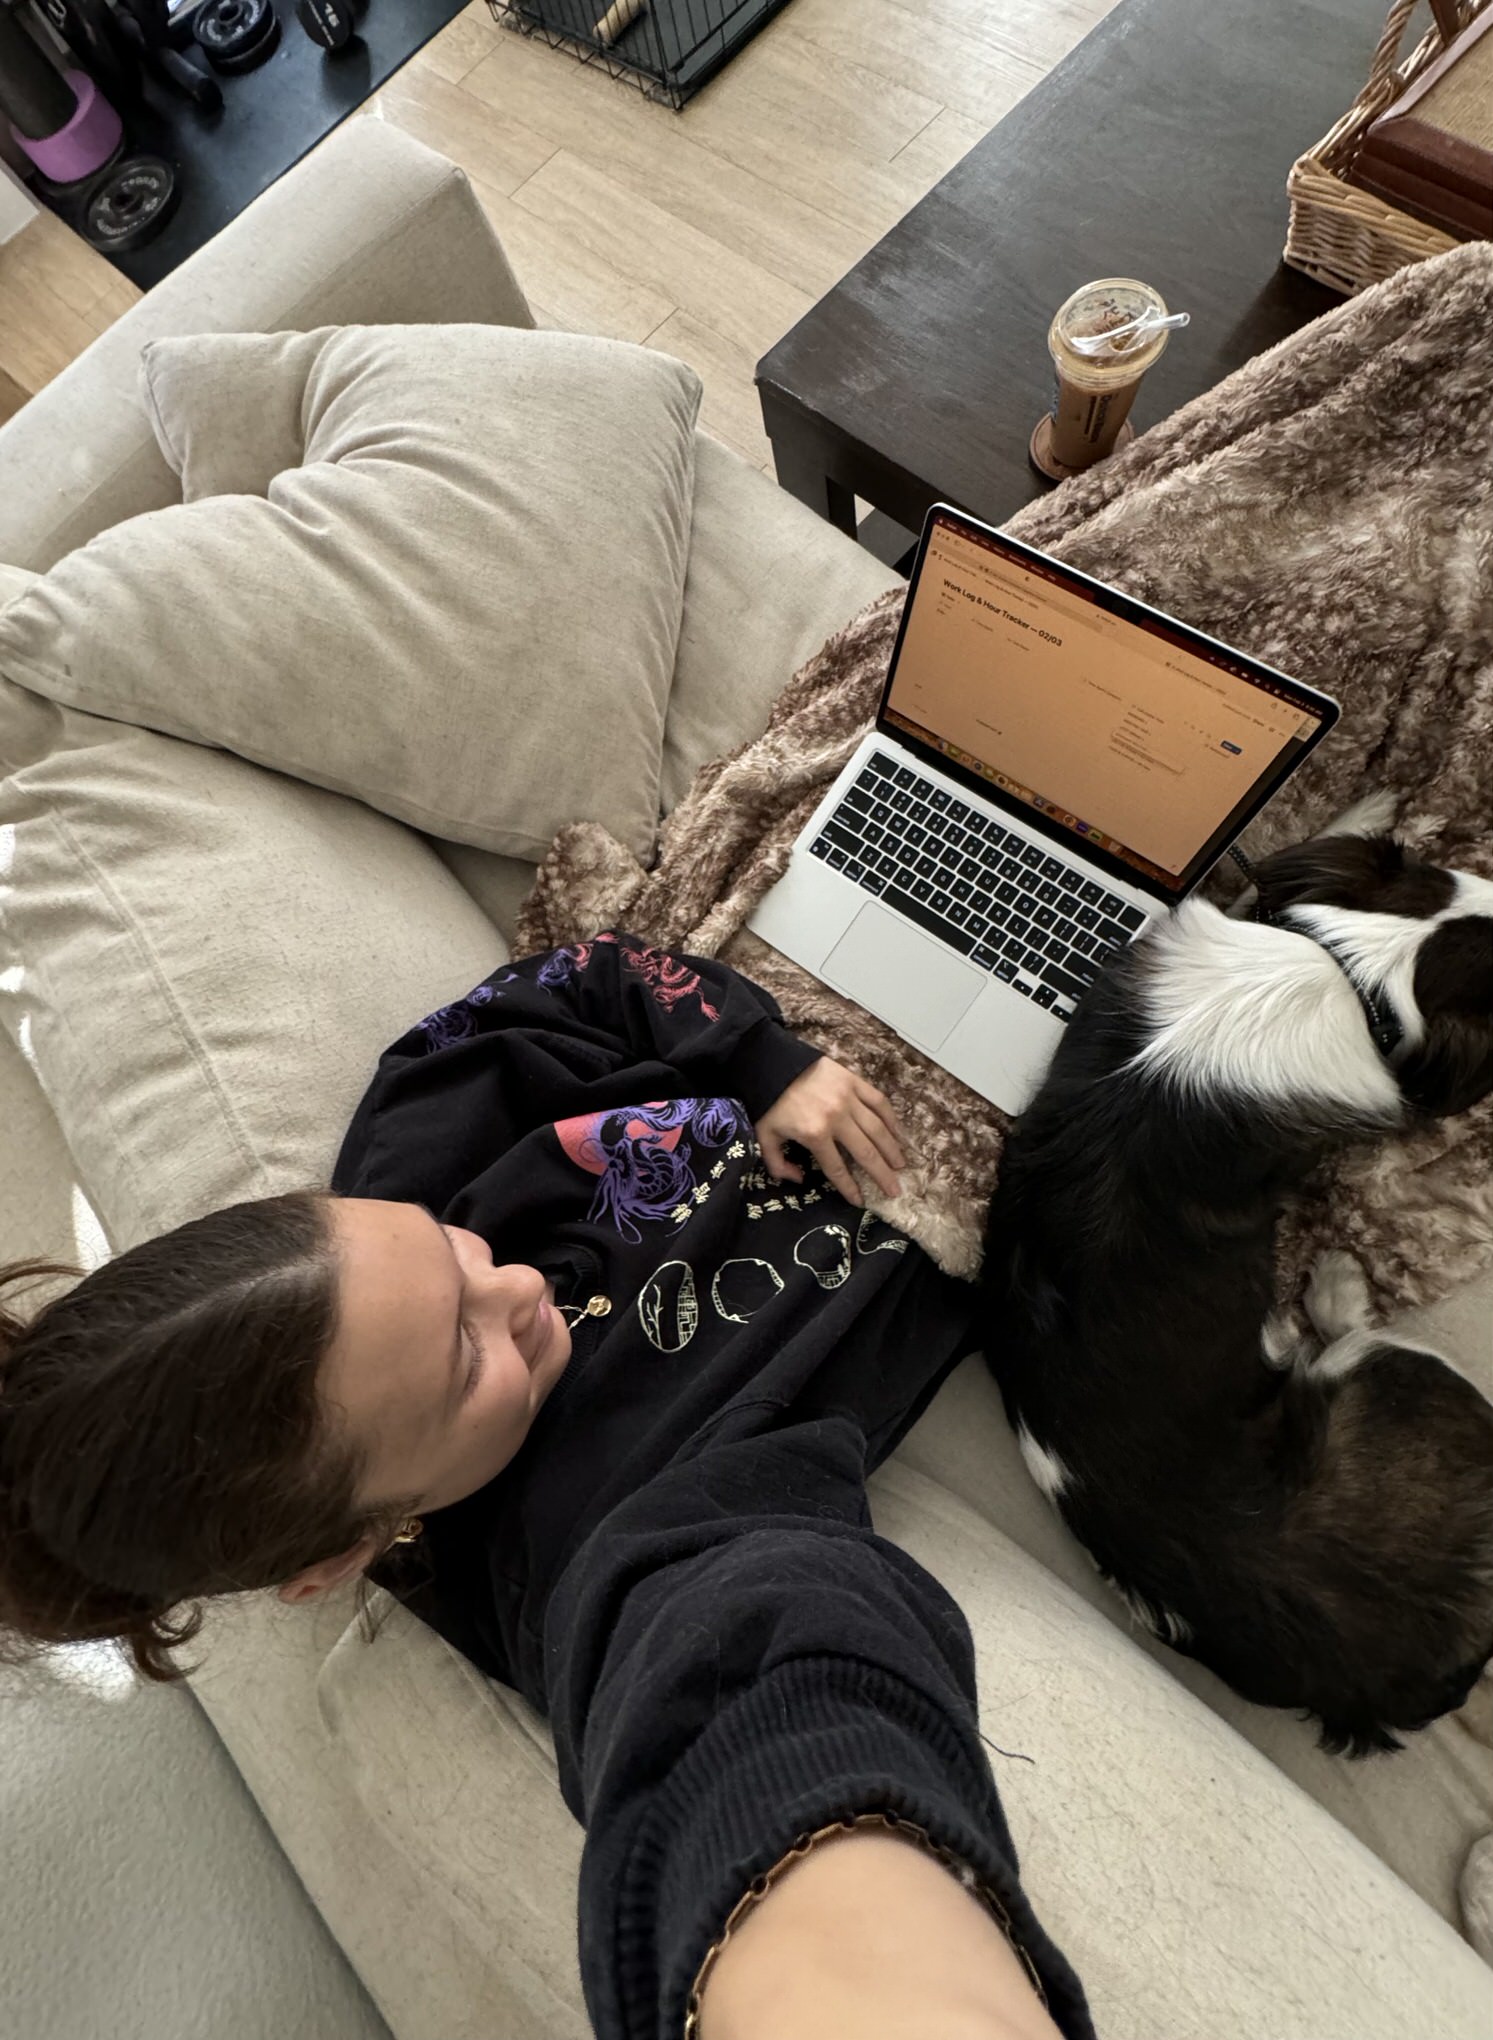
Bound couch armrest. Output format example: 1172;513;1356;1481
1;1659;393;2040
0;120;533;572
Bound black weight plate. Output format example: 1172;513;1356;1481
193;0;271;53
83;157;180;255
212;10;281;72
194;0;280;70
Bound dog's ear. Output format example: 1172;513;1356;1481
1252;834;1455;920
1398;917;1493;1117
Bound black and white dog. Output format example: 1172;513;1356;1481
980;821;1493;1753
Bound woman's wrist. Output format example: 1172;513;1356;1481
695;1821;1062;2040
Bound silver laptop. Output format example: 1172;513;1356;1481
749;505;1339;1113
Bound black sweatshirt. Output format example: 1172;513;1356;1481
332;935;1092;2040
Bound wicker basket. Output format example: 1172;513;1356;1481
1285;0;1490;295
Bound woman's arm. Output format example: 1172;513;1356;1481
332;933;825;1205
543;1416;1093;2040
699;1825;1063;2040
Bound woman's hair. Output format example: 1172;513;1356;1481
0;1190;415;1684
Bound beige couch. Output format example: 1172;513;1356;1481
2;119;1490;2040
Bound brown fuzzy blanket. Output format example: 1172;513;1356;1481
520;243;1493;1313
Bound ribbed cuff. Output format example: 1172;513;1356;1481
726;1019;824;1124
584;1654;1094;2040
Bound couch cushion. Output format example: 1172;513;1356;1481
428;436;902;941
894;1347;1493;1936
185;1462;1493;2040
0;662;505;1249
0;1018;106;1292
1465;1832;1493;1964
871;1463;1493;2035
0;324;701;865
314;1595;586;2037
660;436;902;813
0;122;536;578
189;1587;560;2040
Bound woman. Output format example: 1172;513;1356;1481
0;934;1089;2040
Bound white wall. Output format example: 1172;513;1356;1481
0;163;38;245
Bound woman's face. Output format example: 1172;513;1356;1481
321;1197;573;1516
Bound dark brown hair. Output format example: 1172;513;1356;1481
0;1190;415;1683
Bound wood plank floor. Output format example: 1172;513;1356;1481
0;0;1116;464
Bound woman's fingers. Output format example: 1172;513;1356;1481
757;1130;804;1184
854;1076;907;1154
803;1118;900;1205
805;1135;863;1207
753;1061;909;1204
852;1100;905;1177
838;1119;901;1201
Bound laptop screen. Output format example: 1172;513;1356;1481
880;511;1335;897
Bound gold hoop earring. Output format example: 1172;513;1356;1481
390;1517;423;1546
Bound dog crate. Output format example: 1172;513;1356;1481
486;0;794;109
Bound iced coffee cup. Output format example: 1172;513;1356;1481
1030;278;1172;481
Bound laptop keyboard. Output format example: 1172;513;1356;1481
808;751;1148;1023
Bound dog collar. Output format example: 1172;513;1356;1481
1227;845;1405;1059
1286;922;1405;1059
1245;895;1405;1059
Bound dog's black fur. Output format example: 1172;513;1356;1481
979;834;1493;1753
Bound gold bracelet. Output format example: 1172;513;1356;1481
682;1808;1047;2037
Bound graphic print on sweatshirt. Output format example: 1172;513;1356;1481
416;936;721;1053
554;1098;750;1243
537;935;721;1019
634;1203;911;1353
550;1091;914;1346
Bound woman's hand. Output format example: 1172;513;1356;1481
754;1058;907;1206
698;1827;1062;2040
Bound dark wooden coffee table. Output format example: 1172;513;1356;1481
756;0;1382;543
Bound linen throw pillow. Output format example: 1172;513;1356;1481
0;324;702;862
1;554;510;1249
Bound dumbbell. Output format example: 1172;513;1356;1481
294;0;362;50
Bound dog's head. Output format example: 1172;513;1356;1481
1250;834;1493;1118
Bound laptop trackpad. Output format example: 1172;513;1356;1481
821;904;981;1050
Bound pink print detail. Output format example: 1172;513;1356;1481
551;1096;747;1242
537;934;720;1022
555;1104;682;1178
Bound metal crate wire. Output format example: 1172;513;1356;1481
486;0;792;108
